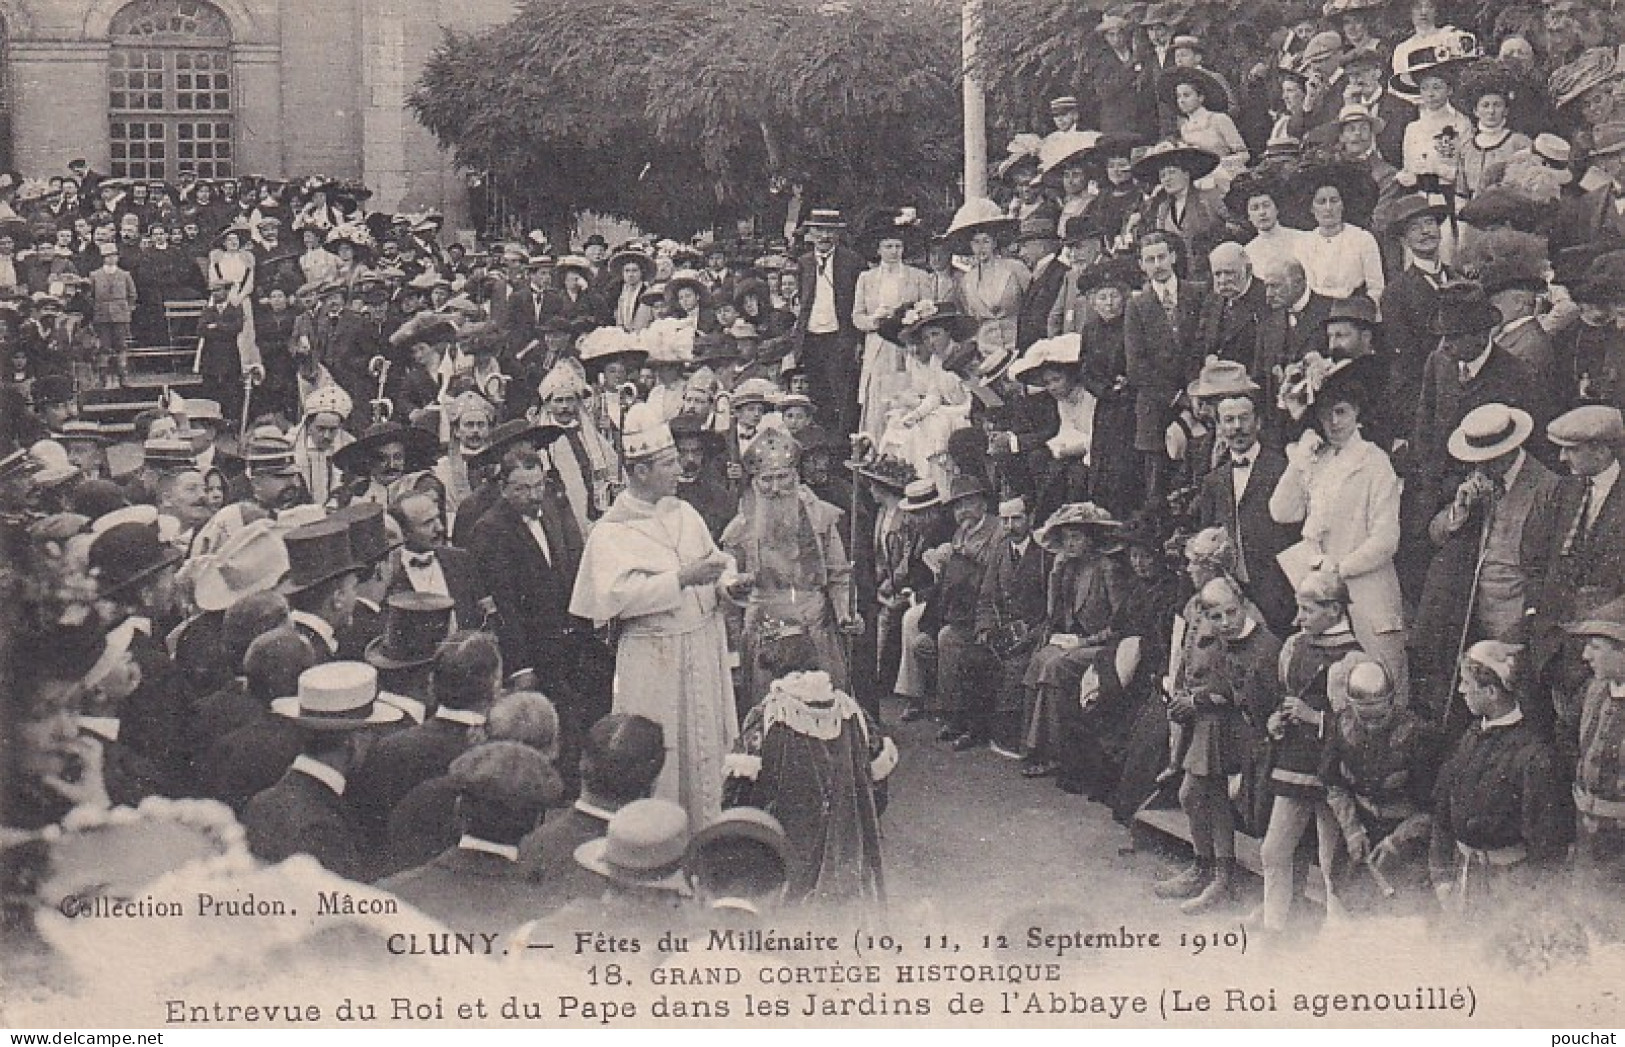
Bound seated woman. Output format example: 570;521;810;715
1021;503;1131;780
874;301;976;495
1007;333;1095;521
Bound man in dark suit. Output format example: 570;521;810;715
242;661;405;882
387;491;491;631
795;210;865;436
467;444;613;763
1124;231;1209;501
1410;284;1555;543
378;742;562;930
520;713;666;901
1339;51;1409;168
197;627;313;814
1553;125;1625;252
1192;367;1297;635
504;257;567;356
1379;196;1454;444
1529;406;1625;746
348;630;501;844
1253;257;1333;394
1195;242;1269;369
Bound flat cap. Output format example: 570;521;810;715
1547;404;1625;446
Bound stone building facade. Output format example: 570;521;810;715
0;0;514;229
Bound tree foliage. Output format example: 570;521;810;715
410;0;962;237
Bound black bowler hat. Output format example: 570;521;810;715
365;591;455;670
89;521;183;598
280;519;361;593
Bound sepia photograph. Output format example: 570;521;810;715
1;0;1624;1032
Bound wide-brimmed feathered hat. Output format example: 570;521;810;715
939;198;1018;253
1034;502;1122;552
1130;140;1221;184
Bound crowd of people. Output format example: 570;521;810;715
7;0;1625;981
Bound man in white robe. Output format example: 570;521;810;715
570;403;747;828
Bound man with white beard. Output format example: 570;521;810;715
721;425;860;705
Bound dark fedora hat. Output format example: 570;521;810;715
329;500;400;567
89;521;183;598
469;419;567;470
331;420;439;477
1075;255;1143;296
1379;192;1451;237
364;591;454;670
280;519;362;593
1430;280;1502;336
940;474;991;506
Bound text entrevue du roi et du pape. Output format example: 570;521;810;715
158;926;1479;1024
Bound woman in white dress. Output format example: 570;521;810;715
1166;67;1249;192
1292;164;1385;305
853;210;933;441
943;198;1029;361
298;227;340;287
209;223;260;382
1269;355;1410;702
876;301;976;493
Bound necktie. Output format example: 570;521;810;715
1158;283;1176;314
1561;479;1595;558
1458;360;1473;385
405;552;435;570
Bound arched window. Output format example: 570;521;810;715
108;0;233;180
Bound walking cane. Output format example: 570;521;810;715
1441;480;1496;725
239;369;259;440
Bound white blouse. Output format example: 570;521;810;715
1402;106;1472;180
1297;224;1385;304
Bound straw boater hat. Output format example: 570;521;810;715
940;198;1018;253
1129;140;1221;184
899;478;941;512
1034;502;1122;552
191;518;290;612
575;797;691;891
272;662;405;731
801;208;847;230
685;806;790;886
1448;403;1535;463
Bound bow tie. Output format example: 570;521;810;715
405;552;436;570
1231;455;1253;470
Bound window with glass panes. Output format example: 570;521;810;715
108;1;233;180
